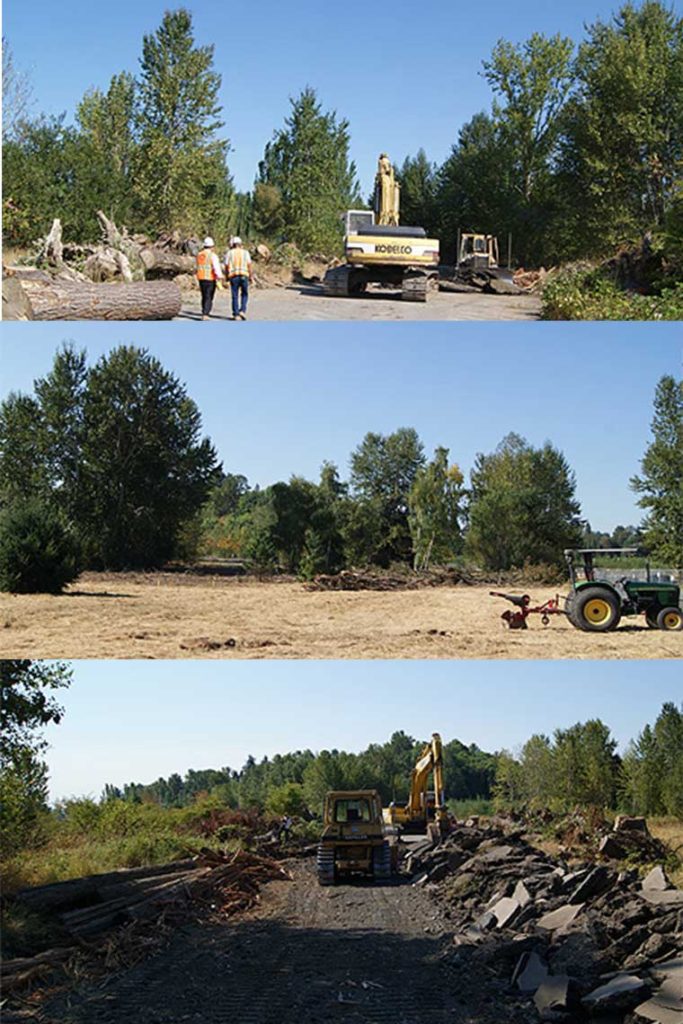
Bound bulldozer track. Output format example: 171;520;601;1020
43;862;464;1024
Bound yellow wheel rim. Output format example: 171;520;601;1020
584;598;612;625
662;610;682;630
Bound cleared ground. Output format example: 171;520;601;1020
1;573;679;660
42;861;476;1024
177;283;541;321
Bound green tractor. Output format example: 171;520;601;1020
564;548;682;633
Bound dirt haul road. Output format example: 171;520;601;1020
2;575;680;660
177;284;541;321
43;860;493;1024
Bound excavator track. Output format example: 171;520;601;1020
316;844;336;885
401;270;429;302
322;266;351;297
372;841;392;881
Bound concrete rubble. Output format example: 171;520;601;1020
406;818;683;1023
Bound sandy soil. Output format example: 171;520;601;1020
1;574;679;660
177;283;541;321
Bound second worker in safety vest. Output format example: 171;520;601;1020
224;237;253;320
195;237;223;320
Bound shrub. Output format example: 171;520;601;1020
541;269;683;321
0;501;80;594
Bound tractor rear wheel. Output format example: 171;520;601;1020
316;844;336;886
574;587;622;632
564;591;581;628
656;607;683;631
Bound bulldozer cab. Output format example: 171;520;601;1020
323;790;383;831
458;233;499;269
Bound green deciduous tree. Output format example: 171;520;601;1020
76;72;136;225
0;660;72;857
631;375;683;565
409;447;465;569
259;87;361;253
466;432;583;571
560;1;683;252
349;428;426;565
133;8;232;234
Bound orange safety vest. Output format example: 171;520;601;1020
196;249;217;281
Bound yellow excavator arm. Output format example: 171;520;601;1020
383;733;448;834
373;153;401;226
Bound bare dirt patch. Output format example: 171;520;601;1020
1;574;679;660
177;283;541;321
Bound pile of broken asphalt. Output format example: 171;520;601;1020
406;818;682;1023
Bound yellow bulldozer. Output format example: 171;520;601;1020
316;789;396;885
323;154;440;302
382;733;450;840
454;231;518;293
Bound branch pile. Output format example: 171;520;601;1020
305;568;474;591
2;850;290;997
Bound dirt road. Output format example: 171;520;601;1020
43;861;503;1024
2;574;680;660
177;284;541;321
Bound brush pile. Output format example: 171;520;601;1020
306;568;473;591
2;850;289;996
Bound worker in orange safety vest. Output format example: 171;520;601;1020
196;237;223;319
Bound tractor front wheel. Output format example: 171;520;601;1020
657;607;683;631
574;587;622;632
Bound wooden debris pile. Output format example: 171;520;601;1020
2;850;290;996
305;568;473;592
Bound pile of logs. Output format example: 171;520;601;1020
3;211;195;320
2;850;290;995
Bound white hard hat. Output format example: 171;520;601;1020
203;236;214;248
232;236;242;246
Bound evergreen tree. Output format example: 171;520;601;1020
399;149;437;234
631;375;683;565
259;87;360;253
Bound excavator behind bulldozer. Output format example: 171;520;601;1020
316;790;396;885
382;733;450;840
323;154;440;302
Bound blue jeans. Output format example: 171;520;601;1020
230;276;249;316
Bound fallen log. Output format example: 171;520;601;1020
17;278;182;320
139;247;195;278
16;858;197;912
2;275;34;319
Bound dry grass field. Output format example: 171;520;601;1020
1;572;681;660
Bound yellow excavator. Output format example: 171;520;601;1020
323;154;440;302
382;733;450;839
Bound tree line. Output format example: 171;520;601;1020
2;662;680;864
3;2;682;269
495;703;683;818
0;346;680;592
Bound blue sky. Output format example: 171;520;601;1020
1;321;680;531
42;659;681;800
2;0;666;193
